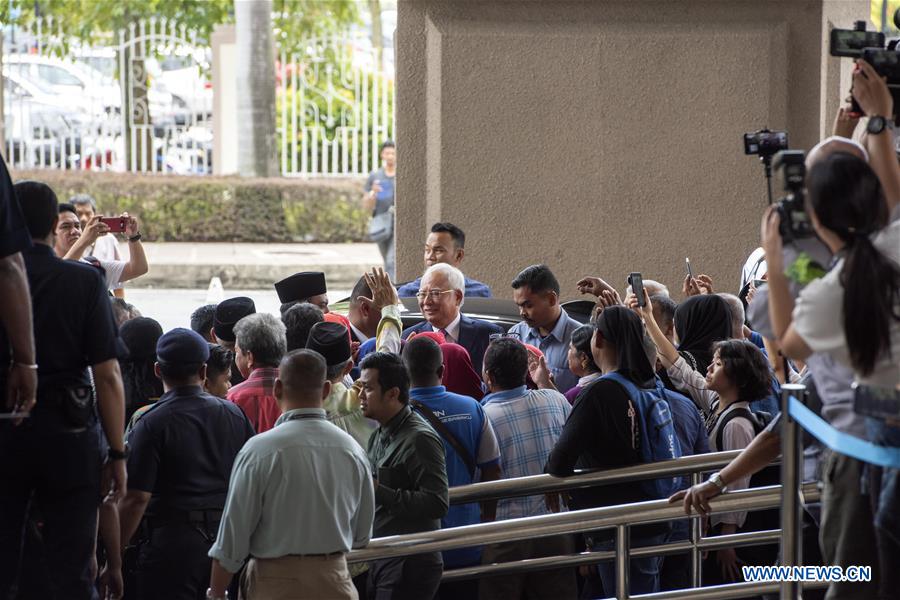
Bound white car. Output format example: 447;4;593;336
5;54;177;122
146;54;213;119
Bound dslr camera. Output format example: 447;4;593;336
772;150;814;242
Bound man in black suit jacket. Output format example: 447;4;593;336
401;263;502;374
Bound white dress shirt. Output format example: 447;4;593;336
432;312;462;343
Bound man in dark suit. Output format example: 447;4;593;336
401;263;501;374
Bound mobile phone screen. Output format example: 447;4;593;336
629;272;646;307
686;258;693;279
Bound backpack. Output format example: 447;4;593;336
714;407;780;532
601;372;683;499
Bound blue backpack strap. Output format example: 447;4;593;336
600;371;640;396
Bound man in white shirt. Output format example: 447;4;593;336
70;194;126;297
70;194;120;261
53;203;148;291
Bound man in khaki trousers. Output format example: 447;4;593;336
207;349;375;600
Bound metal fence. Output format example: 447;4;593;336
349;385;820;600
1;17;393;176
277;34;394;177
2;16;213;175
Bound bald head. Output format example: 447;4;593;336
806;136;868;169
718;293;745;339
274;349;331;409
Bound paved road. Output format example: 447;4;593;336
120;242;384;289
126;287;351;332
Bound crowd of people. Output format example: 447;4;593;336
0;57;899;600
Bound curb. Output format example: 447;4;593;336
132;263;380;290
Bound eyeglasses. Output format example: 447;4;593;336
416;289;455;301
489;332;522;342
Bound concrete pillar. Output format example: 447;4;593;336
212;24;237;175
395;0;867;298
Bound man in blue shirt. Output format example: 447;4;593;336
507;264;581;393
402;336;501;599
396;222;492;298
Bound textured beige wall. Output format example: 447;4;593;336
395;0;867;300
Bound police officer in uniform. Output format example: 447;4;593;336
0;180;127;599
118;328;255;600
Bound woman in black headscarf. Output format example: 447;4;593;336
674;294;732;375
547;306;671;597
119;317;164;425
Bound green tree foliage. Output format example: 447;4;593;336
2;0;232;45
272;0;361;53
872;0;900;33
3;0;361;50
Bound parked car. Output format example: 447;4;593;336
4;97;82;169
6;53;178;123
146;54;213;120
330;297;593;331
2;70;94;130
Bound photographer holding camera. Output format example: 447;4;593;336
762;59;900;600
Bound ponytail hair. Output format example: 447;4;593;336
807;152;900;375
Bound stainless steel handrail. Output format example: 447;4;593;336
440;529;783;582
348;481;819;563
449;450;747;504
353;386;812;600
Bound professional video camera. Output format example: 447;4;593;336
830;17;900;121
743;129;788;158
771;150;814;242
743;128;789;205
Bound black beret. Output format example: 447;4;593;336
156;328;211;365
214;297;256;342
306;322;351;366
275;272;327;304
120;317;163;360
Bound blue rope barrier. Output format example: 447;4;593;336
788;396;900;469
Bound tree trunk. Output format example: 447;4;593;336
235;0;278;177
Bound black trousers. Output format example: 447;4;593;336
0;423;102;600
368;552;443;600
135;521;219;600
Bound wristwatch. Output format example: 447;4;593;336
107;447;129;461
708;472;727;493
867;115;889;135
206;589;228;600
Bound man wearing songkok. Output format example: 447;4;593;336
213;296;256;386
275;271;329;315
307;321;377;448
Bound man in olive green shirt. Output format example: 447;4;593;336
359;351;449;599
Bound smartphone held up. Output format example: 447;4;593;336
100;216;128;233
628;272;646;307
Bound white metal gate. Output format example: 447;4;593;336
2;16;212;174
2;18;394;177
277;34;395;177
